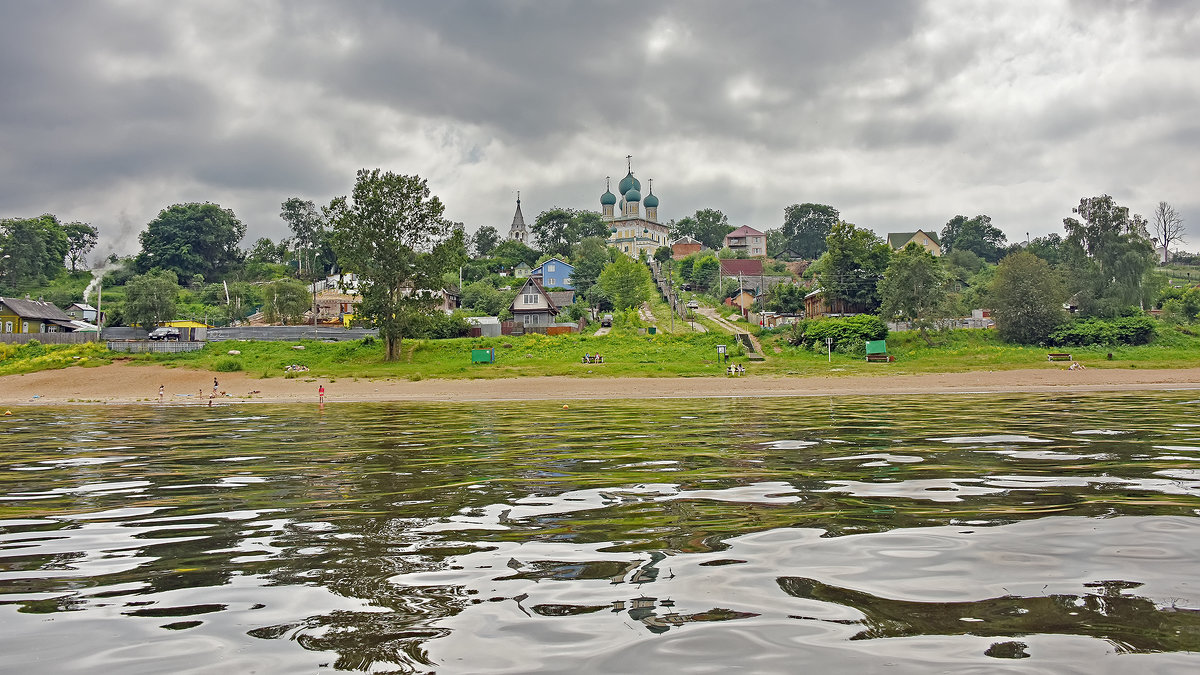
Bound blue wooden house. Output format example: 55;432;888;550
530;257;574;290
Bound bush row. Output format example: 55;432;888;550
1047;316;1157;346
786;315;888;353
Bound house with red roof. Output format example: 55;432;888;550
723;226;767;257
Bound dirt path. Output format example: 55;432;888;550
696;307;764;355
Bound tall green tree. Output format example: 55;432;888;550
123;271;179;328
989;250;1066;343
878;242;948;340
0;214;69;290
598;253;651;310
1062;195;1156;317
569;236;611;297
782;203;839;259
247;237;286;263
280;198;325;277
261;278;312;325
675;209;735;251
1025;233;1065;266
328;169;464;360
812;221;892;311
473;225;500;257
691;254;721;292
62;222;98;272
531;208;608;257
940;214;1007;262
136;203;246;280
491;239;540;269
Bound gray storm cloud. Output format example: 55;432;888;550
1;0;1197;259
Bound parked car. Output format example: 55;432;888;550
148;327;180;341
600;314;613;327
686;300;699;310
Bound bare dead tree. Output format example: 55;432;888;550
1151;201;1185;263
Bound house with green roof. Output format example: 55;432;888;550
887;230;942;256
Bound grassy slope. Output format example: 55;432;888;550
4;325;1200;381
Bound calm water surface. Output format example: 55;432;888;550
2;393;1200;674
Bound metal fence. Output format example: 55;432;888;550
0;332;100;345
106;341;206;353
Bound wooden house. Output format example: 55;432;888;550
509;277;560;328
887;230;942;256
530;257;575;289
803;288;871;318
0;297;77;334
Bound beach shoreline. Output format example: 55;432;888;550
3;362;1200;406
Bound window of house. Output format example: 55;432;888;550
3;321;11;333
547;278;555;285
523;294;538;304
22;321;29;333
547;264;555;272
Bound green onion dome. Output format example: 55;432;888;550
600;190;617;206
643;191;659;208
624;188;641;202
618;171;640;195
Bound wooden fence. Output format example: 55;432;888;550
0;332;100;345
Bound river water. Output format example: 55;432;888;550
2;393;1199;673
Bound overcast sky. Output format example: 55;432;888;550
2;0;1198;262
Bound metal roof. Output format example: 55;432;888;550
0;297;74;321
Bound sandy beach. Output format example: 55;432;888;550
3;362;1200;405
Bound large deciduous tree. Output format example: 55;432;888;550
328;169;464;360
136;203;246;280
473;225;500;257
62;222;98;272
598;253;651;310
813;221;892;311
989;250;1066;344
675;209;735;251
261;278;312;325
280;197;325;278
568;236;611;297
1062;194;1156;316
0;214;69;291
532;208;607;258
123;271;179;329
940;214;1007;263
781;203;839;259
1151;201;1185;263
878;242;948;341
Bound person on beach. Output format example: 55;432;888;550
158;385;164;403
318;384;325;402
213;377;219;395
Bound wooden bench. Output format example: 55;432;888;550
727;364;745;375
1047;353;1072;361
581;354;605;364
865;354;894;362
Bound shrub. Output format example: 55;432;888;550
213;357;243;372
787;315;888;352
1047;316;1157;346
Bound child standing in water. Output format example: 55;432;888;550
318;384;325;402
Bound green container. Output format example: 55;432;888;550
648;326;657;335
471;348;495;363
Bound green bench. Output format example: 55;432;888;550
865;340;893;362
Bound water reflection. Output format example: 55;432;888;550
1;393;1199;672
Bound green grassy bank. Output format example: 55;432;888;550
4;324;1200;380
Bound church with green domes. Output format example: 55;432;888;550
602;156;670;258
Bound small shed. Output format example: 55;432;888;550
161;320;209;341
